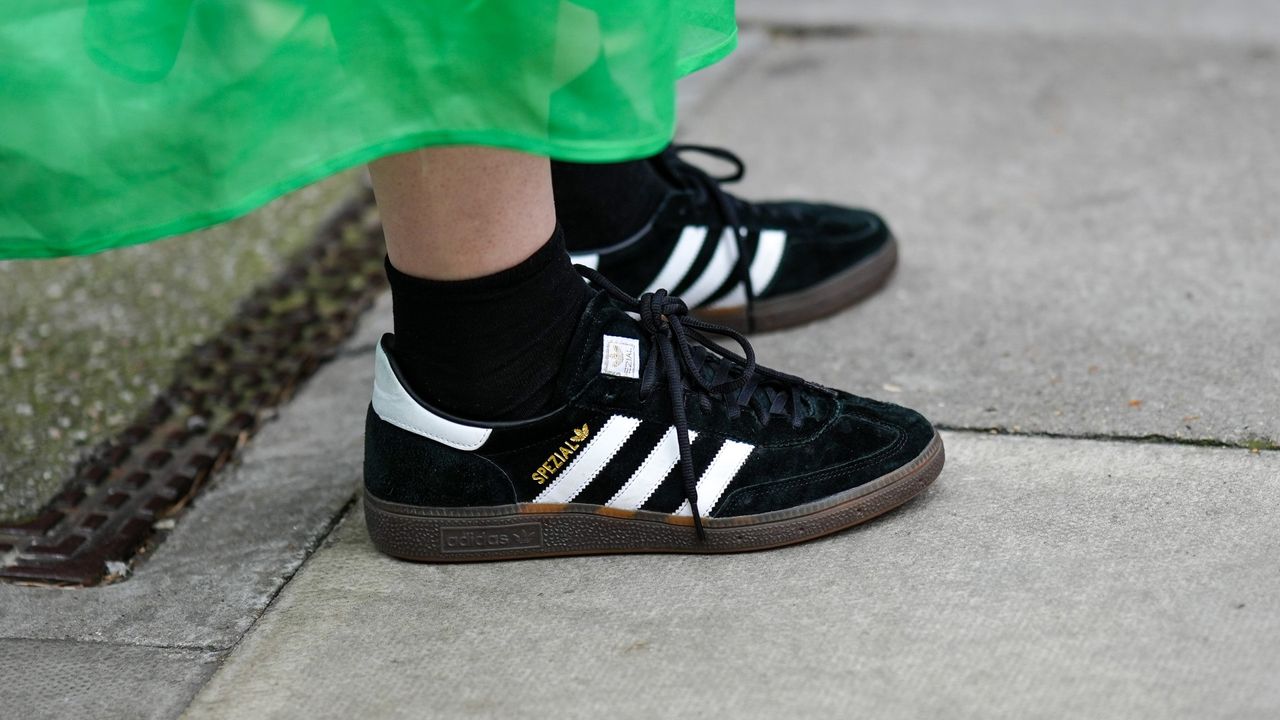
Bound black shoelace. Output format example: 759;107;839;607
577;265;810;538
653;144;760;326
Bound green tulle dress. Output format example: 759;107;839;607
0;1;736;259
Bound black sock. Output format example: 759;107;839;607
552;156;669;251
385;227;592;421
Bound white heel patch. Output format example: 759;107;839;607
371;343;492;451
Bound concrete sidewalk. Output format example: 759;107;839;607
4;4;1280;719
184;18;1280;719
185;434;1280;720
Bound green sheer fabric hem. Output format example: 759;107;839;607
0;2;736;259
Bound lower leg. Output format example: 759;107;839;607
370;146;591;420
372;146;555;280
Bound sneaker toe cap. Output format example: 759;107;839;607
755;203;893;298
713;394;936;517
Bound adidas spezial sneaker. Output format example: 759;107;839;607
569;144;899;334
363;268;943;562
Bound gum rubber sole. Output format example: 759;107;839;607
364;431;944;563
693;236;899;334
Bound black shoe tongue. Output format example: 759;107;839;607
554;290;654;401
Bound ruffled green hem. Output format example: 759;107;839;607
0;3;737;259
3;124;693;260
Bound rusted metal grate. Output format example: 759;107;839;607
0;188;383;587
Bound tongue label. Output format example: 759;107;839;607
601;335;640;379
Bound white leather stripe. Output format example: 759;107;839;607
679;227;741;308
702;228;787;309
534;415;642;504
570;253;599;270
706;283;746;310
606;427;698;511
371;343;492;451
673;439;754;516
749;229;787;294
644;225;707;294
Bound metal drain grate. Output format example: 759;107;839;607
0;188;383;586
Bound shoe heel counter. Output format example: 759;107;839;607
363;405;517;507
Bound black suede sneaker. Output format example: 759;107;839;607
363;268;943;561
568;144;899;334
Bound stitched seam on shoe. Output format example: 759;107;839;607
378;414;488;451
608;428;687;508
589;397;836;450
471;451;520;505
487;404;603;456
549;415;642;502
715;419;907;516
369;450;518;507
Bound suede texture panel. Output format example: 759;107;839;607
753;202;890;298
364;406;517;507
570;421;672;506
580;188;893;305
483;408;618;503
560;294;839;445
639;432;726;513
364;294;937;519
714;395;935;517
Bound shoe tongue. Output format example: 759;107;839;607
555;290;824;423
555;290;654;400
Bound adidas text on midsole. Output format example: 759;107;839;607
365;432;943;562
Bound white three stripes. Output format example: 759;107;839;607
531;415;754;515
644;225;707;296
748;229;787;295
608;427;698;511
570;225;787;308
673;440;755;517
679;227;741;308
654;226;788;308
534;416;641;504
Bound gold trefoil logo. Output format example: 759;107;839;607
532;424;590;485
